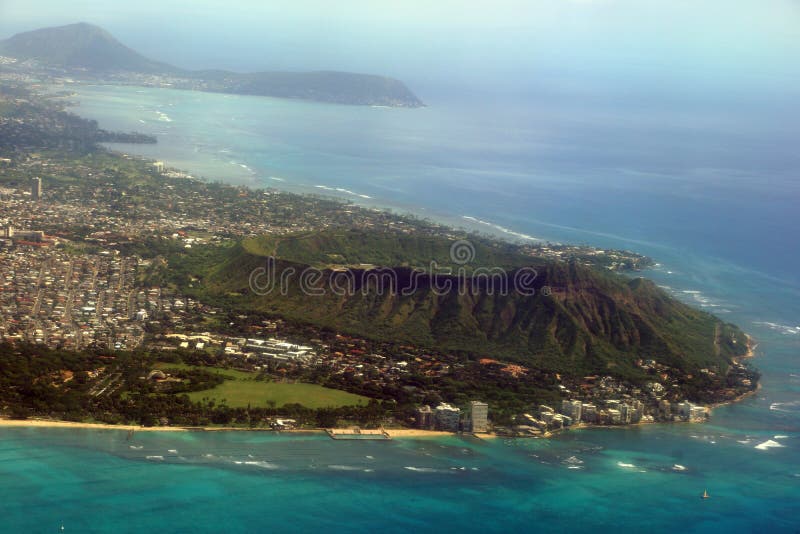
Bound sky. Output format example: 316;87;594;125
1;0;799;104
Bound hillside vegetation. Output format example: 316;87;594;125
162;230;748;380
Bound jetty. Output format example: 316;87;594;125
326;427;391;440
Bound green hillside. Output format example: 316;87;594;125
165;230;749;379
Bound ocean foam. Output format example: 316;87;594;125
672;464;687;471
770;401;800;413
327;465;361;471
754;440;785;450
244;461;279;469
404;466;447;473
462;215;539;241
146;455;164;461
314;184;372;200
754;321;800;336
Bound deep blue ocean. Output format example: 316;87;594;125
4;84;797;532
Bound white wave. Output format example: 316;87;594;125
770;401;800;412
146;455;164;461
774;435;789;439
404;466;447;473
754;440;785;450
567;466;584;470
314;184;372;200
269;176;286;182
129;445;143;450
138;119;146;124
167;449;178;454
244;461;279;469
327;465;361;471
672;464;687;471
754;321;800;336
617;462;636;468
461;215;539;241
365;455;374;460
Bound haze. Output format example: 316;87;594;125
1;0;799;106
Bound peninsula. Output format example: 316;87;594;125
0;82;758;435
0;23;424;107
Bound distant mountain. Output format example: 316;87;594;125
0;22;174;73
0;23;424;107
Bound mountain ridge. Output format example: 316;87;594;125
163;230;749;380
0;23;424;107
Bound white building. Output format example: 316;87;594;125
470;401;489;433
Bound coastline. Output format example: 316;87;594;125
0;418;463;439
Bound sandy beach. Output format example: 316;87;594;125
0;418;484;439
0;419;188;432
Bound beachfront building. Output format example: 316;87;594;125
561;399;582;424
581;403;597;423
470;401;489;433
434;403;461;432
416;405;434;429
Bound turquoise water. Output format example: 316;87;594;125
9;84;797;532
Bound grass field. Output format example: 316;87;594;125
156;363;369;409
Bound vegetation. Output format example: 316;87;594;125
161;230;750;381
154;362;369;409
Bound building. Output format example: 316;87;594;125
561;399;582;423
434;403;461;432
607;409;622;424
31;177;42;200
619;403;632;424
677;400;693;419
690;405;707;422
581;403;597;423
416;405;434;429
469;401;489;433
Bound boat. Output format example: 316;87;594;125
702;489;710;499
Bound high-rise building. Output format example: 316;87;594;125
469;401;489;433
434;403;461;432
619;403;632;424
31;177;42;200
561;399;583;423
581;403;597;423
416;405;434;429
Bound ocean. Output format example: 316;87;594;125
4;84;797;532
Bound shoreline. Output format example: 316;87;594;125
0;418;465;439
57;83;549;246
